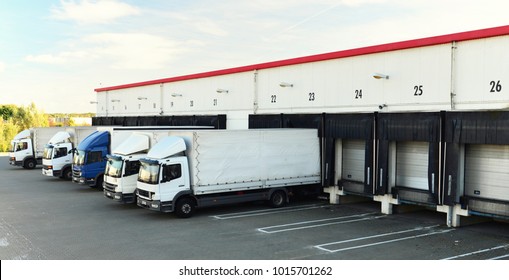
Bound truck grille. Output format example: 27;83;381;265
72;170;81;177
137;189;150;198
103;182;116;192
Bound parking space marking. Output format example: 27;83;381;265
315;225;454;253
257;212;382;233
442;244;509;260
489;253;509;260
210;204;327;220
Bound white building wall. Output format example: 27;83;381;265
94;32;509;126
454;36;509;110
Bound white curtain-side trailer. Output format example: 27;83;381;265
136;129;321;217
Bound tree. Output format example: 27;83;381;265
0;103;48;152
0;104;17;121
0;120;19;152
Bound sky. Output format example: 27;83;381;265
0;0;508;113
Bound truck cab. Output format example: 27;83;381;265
42;131;74;179
137;155;191;213
137;136;192;215
9;130;36;169
72;130;110;188
103;154;144;203
103;133;150;203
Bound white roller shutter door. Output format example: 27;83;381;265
342;140;365;182
396;141;429;190
465;144;509;202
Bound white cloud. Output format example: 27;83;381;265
25;51;92;64
51;0;141;24
84;33;184;70
24;33;184;70
0;61;5;73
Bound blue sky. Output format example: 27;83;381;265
1;0;508;113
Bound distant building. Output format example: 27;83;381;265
49;117;92;127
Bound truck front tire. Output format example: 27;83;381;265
61;168;72;180
175;198;195;218
92;176;104;189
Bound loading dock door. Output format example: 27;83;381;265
342;140;365;183
465;144;509;202
396;141;429;190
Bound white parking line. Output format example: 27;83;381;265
442;244;509;260
210;204;327;220
258;212;382;233
315;225;454;253
489;253;509;260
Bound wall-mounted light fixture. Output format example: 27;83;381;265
89;101;98;104
137;97;147;100
111;99;120;102
171;93;182;97
279;82;293;87
373;73;389;80
378;104;387;110
216;89;229;94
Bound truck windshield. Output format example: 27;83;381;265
105;157;123;178
73;150;86;166
43;145;53;160
138;161;159;184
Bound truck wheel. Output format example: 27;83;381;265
269;190;287;208
61;168;72;180
175;198;195;218
24;159;36;169
93;176;104;189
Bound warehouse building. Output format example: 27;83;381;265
92;25;509;226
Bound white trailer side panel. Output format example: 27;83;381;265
34;127;66;157
182;129;320;194
465;144;509;202
68;127;97;144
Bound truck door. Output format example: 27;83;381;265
86;150;105;178
160;162;187;203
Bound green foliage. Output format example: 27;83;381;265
0;119;19;152
0;103;49;152
0;103;95;152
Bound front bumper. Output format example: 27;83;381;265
72;176;95;186
42;167;61;177
9;159;22;166
137;197;173;212
104;189;135;203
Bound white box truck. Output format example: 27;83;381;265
42;126;97;179
103;130;175;203
9;127;63;169
136;129;321;217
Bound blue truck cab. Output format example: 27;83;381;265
72;130;110;188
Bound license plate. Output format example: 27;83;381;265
141;200;147;205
